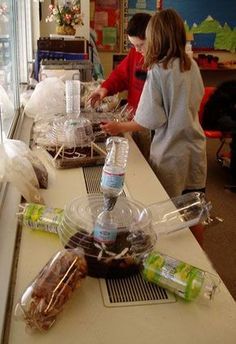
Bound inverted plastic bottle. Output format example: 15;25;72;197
93;209;118;244
64;80;94;148
100;136;129;210
65;79;81;116
140;251;220;302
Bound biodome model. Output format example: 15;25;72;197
58;192;212;278
58;194;155;278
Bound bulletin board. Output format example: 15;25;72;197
90;0;121;52
122;0;161;52
163;0;236;52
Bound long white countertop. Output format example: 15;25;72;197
1;116;236;344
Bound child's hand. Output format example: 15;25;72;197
100;121;123;135
88;87;108;108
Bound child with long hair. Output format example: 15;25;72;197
102;8;206;196
101;9;207;244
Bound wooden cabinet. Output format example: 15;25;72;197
200;68;236;86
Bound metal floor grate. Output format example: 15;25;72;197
83;166;126;196
100;272;176;307
83;166;103;194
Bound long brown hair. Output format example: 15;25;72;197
144;8;191;72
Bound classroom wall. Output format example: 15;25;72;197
33;1;236;86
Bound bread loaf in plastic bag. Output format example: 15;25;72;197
15;248;87;332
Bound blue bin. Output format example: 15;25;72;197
34;50;89;80
193;33;216;49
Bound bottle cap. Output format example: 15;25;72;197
200;272;220;301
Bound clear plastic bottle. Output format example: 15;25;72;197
64;80;94;149
101;136;129;210
140;251;220;302
65;79;81;116
145;191;212;237
93;209;118;244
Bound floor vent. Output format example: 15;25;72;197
99;272;176;307
83;166;126;196
83;166;103;194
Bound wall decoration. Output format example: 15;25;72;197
90;0;121;52
164;0;236;52
122;0;161;52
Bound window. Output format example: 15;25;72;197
0;0;33;139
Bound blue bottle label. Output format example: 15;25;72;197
101;170;124;190
93;224;117;244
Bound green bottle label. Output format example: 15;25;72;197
142;252;204;301
23;203;63;234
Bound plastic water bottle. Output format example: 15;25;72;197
100;136;129;210
140;251;220;302
185;41;193;59
65;79;81;116
93;209;118;244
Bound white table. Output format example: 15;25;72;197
1;117;236;344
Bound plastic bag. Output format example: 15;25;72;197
0;140;45;203
7;139;49;189
15;248;87;332
24;77;66;119
0;85;14;119
0;143;5;181
4;140;39;188
20;89;34;107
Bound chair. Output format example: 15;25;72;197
198;87;232;167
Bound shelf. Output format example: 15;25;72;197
200;67;236;71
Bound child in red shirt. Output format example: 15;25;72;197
89;13;151;114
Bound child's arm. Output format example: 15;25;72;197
100;120;144;136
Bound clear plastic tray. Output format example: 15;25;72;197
58;195;156;278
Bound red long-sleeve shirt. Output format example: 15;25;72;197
101;48;146;114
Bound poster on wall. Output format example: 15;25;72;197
90;0;121;52
122;1;161;52
164;0;236;52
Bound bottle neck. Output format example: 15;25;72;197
103;194;118;211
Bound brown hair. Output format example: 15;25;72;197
126;13;151;39
144;8;191;72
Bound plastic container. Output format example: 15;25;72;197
141;251;220;302
58;192;212;278
63;117;94;148
146;192;212;237
48;115;94;149
15;248;87;332
65;79;81;116
101;136;129;209
58;195;155;278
